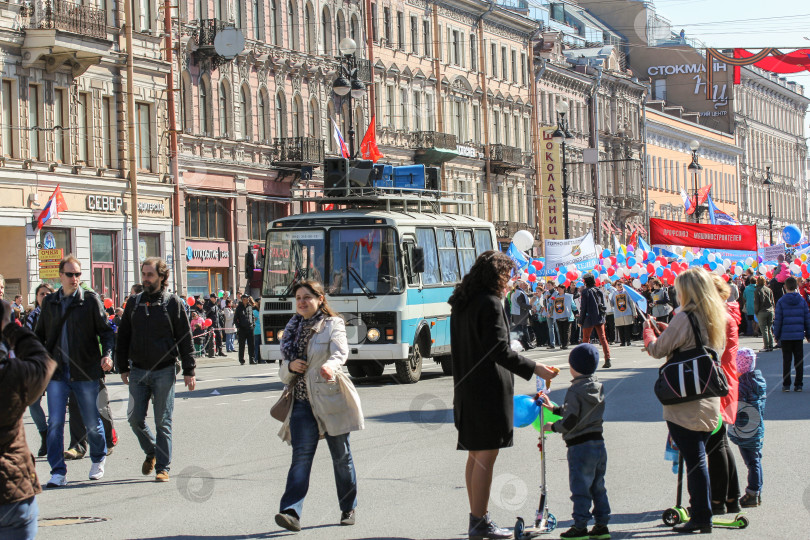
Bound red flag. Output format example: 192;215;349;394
360;116;383;163
650;218;757;251
697;184;712;206
627;229;638;251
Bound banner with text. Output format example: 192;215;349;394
649;218;757;251
545;230;598;271
541;126;563;240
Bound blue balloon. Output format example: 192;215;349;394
656;267;664;277
557;274;566;284
627;257;637;267
640;274;649;284
631;271;639;278
617;253;626;264
783;225;802;245
513;395;540;428
602;249;611;258
576;280;584;288
646;253;656;263
709;261;718;270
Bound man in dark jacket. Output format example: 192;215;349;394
579;274;611;368
116;257;195;482
34;256;114;487
234;294;256;365
204;293;225;357
0;300;56;538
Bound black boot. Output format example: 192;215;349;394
37;430;47;457
673;521;712;533
468;513;512;540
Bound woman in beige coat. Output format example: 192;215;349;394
643;267;726;533
275;281;363;533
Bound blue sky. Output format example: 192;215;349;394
652;0;810;134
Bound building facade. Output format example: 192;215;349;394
0;0;172;306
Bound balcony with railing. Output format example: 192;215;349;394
20;0;110;75
272;137;324;167
412;131;458;165
192;19;240;70
489;144;523;174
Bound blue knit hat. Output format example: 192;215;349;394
569;343;599;375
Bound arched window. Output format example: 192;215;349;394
287;0;299;50
304;2;315;53
292;95;303;138
336;10;345;48
275;91;287;137
322;6;332;55
199;77;211;135
219;80;231;137
239;85;251;140
350;14;359;41
258;88;270;142
309;98;320;138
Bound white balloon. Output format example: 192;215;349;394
567;264;577;273
512;230;534;252
707;253;716;262
723;259;732;269
745;257;754;266
632;278;641;288
791;264;801;274
734;266;743;276
635;249;643;258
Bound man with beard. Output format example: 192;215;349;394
116;257;195;482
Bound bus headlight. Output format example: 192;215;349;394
277;330;285;341
366;328;380;342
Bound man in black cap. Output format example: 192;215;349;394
233;294;255;365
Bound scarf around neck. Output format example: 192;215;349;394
280;310;326;365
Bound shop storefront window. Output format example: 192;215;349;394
139;233;160;262
185;196;227;239
187;271;210;297
90;231;117;304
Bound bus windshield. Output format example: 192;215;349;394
263;227;403;297
263;229;327;297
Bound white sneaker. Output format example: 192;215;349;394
46;473;67;488
88;457;106;480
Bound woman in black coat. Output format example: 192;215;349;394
449;250;557;540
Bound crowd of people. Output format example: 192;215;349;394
0;247;805;539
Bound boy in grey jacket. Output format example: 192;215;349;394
542;343;610;540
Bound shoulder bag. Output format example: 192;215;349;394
271;370;300;422
654;312;729;405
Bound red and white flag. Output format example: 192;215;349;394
331;118;350;158
36;185;68;230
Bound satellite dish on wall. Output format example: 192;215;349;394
214;26;245;59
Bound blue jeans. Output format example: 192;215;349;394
127;366;176;472
667;421;712;524
279;400;357;519
738;447;763;495
0;496;38;540
567;440;610;528
28;395;47;432
46;378;107;475
547;318;559;347
225;333;235;352
254;334;263;361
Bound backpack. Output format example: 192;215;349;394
131;291;180;374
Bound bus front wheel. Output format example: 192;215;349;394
397;345;423;384
347;362;367;378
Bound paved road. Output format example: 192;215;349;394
25;336;809;539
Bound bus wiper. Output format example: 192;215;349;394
348;266;376;299
282;262;305;298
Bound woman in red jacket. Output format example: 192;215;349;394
708;275;742;515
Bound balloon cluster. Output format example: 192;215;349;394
513;395;563;433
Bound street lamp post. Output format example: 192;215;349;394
552;101;574;238
687;139;703;223
763;158;774;244
332;37;366;158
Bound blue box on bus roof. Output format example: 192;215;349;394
392;164;426;190
372;163;393;188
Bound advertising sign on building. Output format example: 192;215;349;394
38;248;63;280
185;240;231;267
541;126;563;240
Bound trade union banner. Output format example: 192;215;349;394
649;218;757;251
545;230;598;271
541;126;563;240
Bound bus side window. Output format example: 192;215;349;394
403;241;419;285
415;227;441;285
474;229;493;255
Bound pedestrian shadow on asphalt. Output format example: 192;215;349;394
39;478;156;490
176;381;287;398
351;371;447;387
364;408;454;425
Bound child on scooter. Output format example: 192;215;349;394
727;348;766;508
541;343;611;540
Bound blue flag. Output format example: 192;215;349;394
638;236;652;253
624;286;648;315
507;242;529;271
707;194;740;225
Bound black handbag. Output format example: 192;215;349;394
654;312;729;405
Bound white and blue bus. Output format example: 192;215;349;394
259;204;496;383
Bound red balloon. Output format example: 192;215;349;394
795;258;802;266
564;280;571;287
723;274;731;282
766;271;773;279
103;298;113;309
187;296;195;306
646;263;655;274
536;261;544;270
204;318;213;328
527;274;537;282
607;267;615;276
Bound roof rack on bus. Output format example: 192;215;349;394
290;183;474;214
